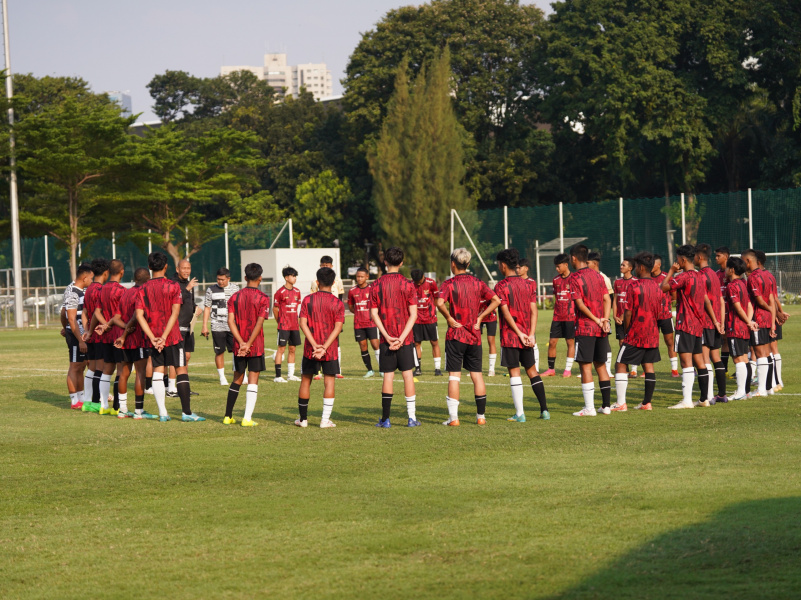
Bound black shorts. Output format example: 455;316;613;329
657;318;675;334
773;324;783;341
413;323;439;343
445;339;482;373
301;356;339;376
122;347;152;364
112;346;128;364
750;327;771;347
728;337;750;358
481;321;497;337
101;342;117;364
674;332;703;355
702;328;722;350
615;322;626;340
574;335;611;364
354;327;379;342
151;340;186;368
212;330;234;355
277;329;302;347
616;344;661;366
501;346;537;370
378;343;418;373
550;320;575;340
65;331;86;363
85;342;100;361
181;330;195;353
233;354;266;373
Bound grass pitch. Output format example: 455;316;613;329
2;311;800;599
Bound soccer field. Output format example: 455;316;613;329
2;312;800;599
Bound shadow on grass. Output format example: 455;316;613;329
550;497;801;599
26;389;71;410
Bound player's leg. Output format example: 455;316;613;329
443;340;463;425
145;357;153;394
92;357;105;405
594;337;612;413
174;345;203;420
167;365;178;397
151;361;169;419
370;337;381;373
320;373;337;428
640;362;656;409
99;355;116;413
664;329;678;376
225;364;247;424
377;344;395;427
287;344;300;381
132;356;156;419
730;339;750;400
241;367;261;426
414;340;423;376
564;336;576;377
545;336;558;376
295;368;313;427
212;331;229;385
401;367;419;426
506;360;526;422
115;361;132;417
770;339;783;389
613;345;630;410
710;347;725;401
469;370;487;424
430;338;442;375
358;337;373;376
524;359;548;418
753;340;771;396
274;333;287;382
487;333;497;376
83;353;96;407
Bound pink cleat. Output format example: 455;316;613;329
541;369;556;377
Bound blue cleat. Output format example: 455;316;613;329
159;415;171;422
540;410;550;420
375;418;391;428
407;418;421;427
364;370;375;378
182;413;206;422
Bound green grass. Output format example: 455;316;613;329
2;311;801;599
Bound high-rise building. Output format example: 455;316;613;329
221;53;333;101
106;91;132;116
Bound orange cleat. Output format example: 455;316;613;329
636;402;652;410
476;416;486;425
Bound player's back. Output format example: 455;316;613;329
624;278;661;348
371;273;416;343
494;276;536;347
138;277;183;344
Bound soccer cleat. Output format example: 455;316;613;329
313;375;322;381
223;416;237;425
671;370;679;378
599;406;612;415
639;372;646;378
274;377;288;383
434;369;443;377
364;370;375;378
507;413;526;423
220;379;229;386
287;375;301;382
541;369;556;377
730;392;747;401
407;418;421;427
240;419;258;427
476;416;487;425
190;391;199;396
294;419;308;428
715;395;729;403
375;418;391;428
144;387;154;395
335;374;345;379
774;385;783;392
668;401;694;409
71;401;84;410
611;403;628;412
181;413;206;422
487;369;495;377
320;419;337;428
540;410;550;420
693;400;711;407
572;408;597;416
628;371;637;379
413;377;419;383
159;415;171;422
166;390;178;398
562;370;572;378
413;366;422;377
110;408;119;416
750;391;768;398
99;407;114;416
133;411;158;420
442;418;460;426
636;402;652;410
767;388;775;396
116;411;134;419
708;397;717;405
84;402;101;413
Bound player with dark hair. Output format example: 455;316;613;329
613;257;638;378
764;260;789;392
494;248;549;422
542;253;575;378
411;268;442;376
569;244;612;416
311;255;345;377
80;258;110;412
695;243;726;404
515;257;540;371
201;267;239;386
296;267;346;428
478;292;499;377
92;259;126;415
370;246;421;427
651;254;679;377
135;251;204;422
723;257;758;400
588;251;614;373
347;266;380;377
61;264;93;409
714;247;731;377
742;249;777;397
166;259;201;399
224;263;270;426
273;265;302;383
436;248;501;425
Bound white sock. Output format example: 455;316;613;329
489;354;497;371
750;360;757;379
670;356;678;371
534;344;540;371
446;396;459;421
631;365;638;374
168;378;177;393
606;352;612;374
757;357;769;394
510;376;524;416
288;363;296;378
405;395;417;420
118;392;128;414
83;370;94;403
70;392;79;406
705;363;714;400
434;357;441;370
735;361;747;396
581;382;595;411
614;373;628;405
374;348;380;363
244;384;258;421
564;357;574;372
99;373;111;409
774;354;783;386
153;374;168;417
322;397;334;422
682;367;695;405
217;367;226;381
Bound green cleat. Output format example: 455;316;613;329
507;413;526;423
84;402;101;413
540;410;550;420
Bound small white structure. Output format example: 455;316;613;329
239;248;341;299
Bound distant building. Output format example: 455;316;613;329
221;53;333;101
106;91;132;116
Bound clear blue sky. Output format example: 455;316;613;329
7;0;551;121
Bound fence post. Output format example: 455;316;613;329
224;222;230;269
619;197;624;263
35;288;39;329
748;188;754;248
185;226;189;257
535;239;542;307
148;229;152;254
43;234;49;324
504;205;509;247
112;231;116;259
450;209;454;255
289;219;294;249
680;193;686;245
559;202;564;253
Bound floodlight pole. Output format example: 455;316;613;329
288;218;294;249
224;222;229;269
748;188;753;249
503;205;509;247
619;197;624;263
3;0;23;328
558;202;564;253
680;193;686;245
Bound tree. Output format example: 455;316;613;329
294;170;355;248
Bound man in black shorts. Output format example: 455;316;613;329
91;259;126;415
651;255;679;377
168;259;201;397
695;243;726;403
81;258;109;412
201;267;239;386
543;254;575;378
347;267;380;377
62;264;92;409
411;268;442;376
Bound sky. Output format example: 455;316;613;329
7;0;552;122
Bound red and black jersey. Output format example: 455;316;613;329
479;297;498;323
669;270;706;337
494;276;537;349
99;281;125;344
725;278;751;340
651;271;672;320
716;269;728;299
136;277;183;347
763;270;779;323
552;275;575;321
228;286;270;356
273;285;301;331
613;277;635;319
437;274;495;345
747;269;773;329
568;268;608;337
621;278;661;348
699;266;723;329
300;292;345;361
347;284;374;329
414;278;439;325
83;282;104;343
370;273;417;346
118;286;147;350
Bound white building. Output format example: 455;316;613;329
221;53;333;101
106;91;132;116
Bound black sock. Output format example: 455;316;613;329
697;368;709;402
146;375;153;389
745;362;752;394
644;372;656;404
275;364;281;378
548;356;555;370
530;376;548;412
381;393;392;421
599;379;611;408
721;352;730;371
767;357;774;391
361;351;373;371
92;371;101;403
112;375;120;410
135;394;144;411
298;397;309;421
176;373;192;415
475;394;487;414
226;383;241;417
714;361;726;397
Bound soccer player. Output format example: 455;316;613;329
495;248;549;422
347;267;380;377
436;248;501;425
756;251;787;393
723;257;757;400
569;245;612;416
168;259;200;398
92;259;126;415
224;263;271;426
588;251;614;374
273;266;302;383
742;249;777;397
296;267;346;428
612;257;638;378
80;258;110;412
695;243;726;403
478;295;499;377
201;267;239;386
651;255;680;377
714;247;731;376
370;247;421;428
62;264;92;409
660;245;712;409
411;268;442;376
543;254;575;378
311;255;345;378
135;251;204;422
515;258;540;371
612;252;662;411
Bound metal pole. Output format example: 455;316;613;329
43;234;49;323
450;209;454;255
3;0;23;328
748;188;753;249
680;193;686;245
619;197;624;263
559;202;564;253
185;226;189;257
148;229;152;254
35;287;39;329
535;240;542;308
288;218;294;249
504;205;509;247
112;231;116;259
224;222;230;269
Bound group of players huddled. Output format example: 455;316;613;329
58;241;788;428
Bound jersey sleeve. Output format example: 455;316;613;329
135;289;145;311
299;296;309;320
405;281;417;306
172;281;182;305
438;280;452;303
729;282;743;305
749;275;764;299
260;294;271;318
369;282;380;309
668;272;686;292
479;280;495;303
494;281;509;306
336;299;345;323
273;289;282;308
64;288;78;311
204;287;213;308
569;274;582;301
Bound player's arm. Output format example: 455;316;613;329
574;297;610;334
299;316;319;348
135;308;160;348
435;297;456;326
612;293;621;325
239;316;265;356
201;306;212;338
732;301;757;331
370;307;393;343
66;308;87;352
157;304;181;348
529;301;538;339
395;304;417;350
114;314;138;348
319;322;344;354
768;292;777;337
476;296;501;328
719;295;726;331
703;295;723;334
774;292;789;324
227;311;246;347
623;308;632;332
499;304;531;346
60;306;68;329
660;265;678;293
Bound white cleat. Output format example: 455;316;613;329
694;400;711;407
599;406;611;415
144;388;154;395
668;401;694;409
294;419;308;428
287;375;301;382
274;377;288;383
750;391;768;398
319;419;336;428
572;408;597;416
488;369;495;377
730;392;747;401
220;379;229;386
